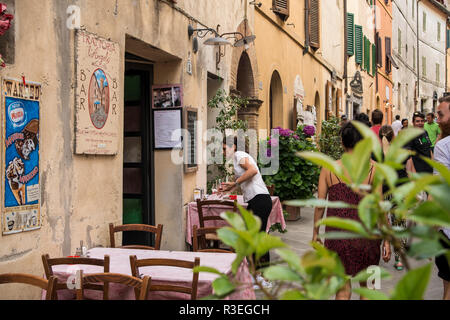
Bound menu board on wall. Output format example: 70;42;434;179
1;77;41;235
74;30;120;155
153;108;182;150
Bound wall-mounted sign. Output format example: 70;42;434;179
75;30;120;155
2;77;41;235
153;108;182;150
152;84;183;109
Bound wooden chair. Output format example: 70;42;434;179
0;273;58;300
192;225;234;253
109;223;163;250
76;271;151;300
130;255;200;300
266;184;275;196
42;254;110;300
196;199;237;228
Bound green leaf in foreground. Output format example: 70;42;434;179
284;199;355;209
391;263;432;300
212;276;235;297
353;288;389;300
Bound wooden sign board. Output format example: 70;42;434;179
74;30;121;155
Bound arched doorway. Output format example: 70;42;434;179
269;71;283;129
314;91;320;126
236;52;255;98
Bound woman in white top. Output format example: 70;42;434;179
220;136;272;265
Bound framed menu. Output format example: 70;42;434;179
152;108;182;150
183;107;198;173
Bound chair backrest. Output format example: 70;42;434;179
266;184;275;196
42;253;110;299
192;225;234;253
196;199;237;228
0;273;58;300
129;255;200;300
76;271;151;300
109;223;163;250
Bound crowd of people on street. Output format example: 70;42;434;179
335;96;450;300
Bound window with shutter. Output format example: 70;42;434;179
355;25;363;65
422;56;426;77
364;36;370;74
347;13;354;56
436;63;440;83
385;37;392;74
447;30;450;49
423;12;426;32
309;0;320;49
376;34;382;67
372;43;376;77
437;22;441;42
272;0;289;20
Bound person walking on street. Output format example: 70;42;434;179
424;112;441;152
392;115;402;136
433;95;450;300
401;118;409;130
312;122;391;300
371;109;384;138
379;125;408;271
405;112;433;174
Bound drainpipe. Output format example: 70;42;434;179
374;0;378;94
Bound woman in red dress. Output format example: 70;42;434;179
312;121;391;300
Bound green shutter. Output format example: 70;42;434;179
372;43;376;76
355;25;363;65
363;36;370;74
347;13;355;56
447;29;450;49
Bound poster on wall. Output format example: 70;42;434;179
75;30;120;155
152;84;183;109
1;77;41;235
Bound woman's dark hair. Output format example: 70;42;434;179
340;121;363;150
402;118;408;125
223;135;249;152
355;113;372;127
379;125;394;143
223;136;237;149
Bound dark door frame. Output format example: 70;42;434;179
123;60;155;246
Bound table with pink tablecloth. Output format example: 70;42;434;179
186;195;286;245
42;247;255;300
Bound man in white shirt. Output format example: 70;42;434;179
391;115;402;136
433;95;450;300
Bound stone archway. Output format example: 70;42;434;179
230;20;262;131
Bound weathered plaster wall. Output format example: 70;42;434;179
0;0;249;299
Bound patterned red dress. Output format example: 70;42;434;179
324;175;382;277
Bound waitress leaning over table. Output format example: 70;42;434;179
219;136;272;265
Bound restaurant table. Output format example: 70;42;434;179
42;247;255;300
186;195;286;245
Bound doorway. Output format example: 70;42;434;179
269;70;283;129
122;54;155;247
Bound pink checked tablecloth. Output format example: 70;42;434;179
42;247;255;300
186;195;286;245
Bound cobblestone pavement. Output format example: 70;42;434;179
261;207;444;300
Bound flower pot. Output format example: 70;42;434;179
284;205;301;221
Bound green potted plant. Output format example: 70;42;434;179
261;125;320;221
